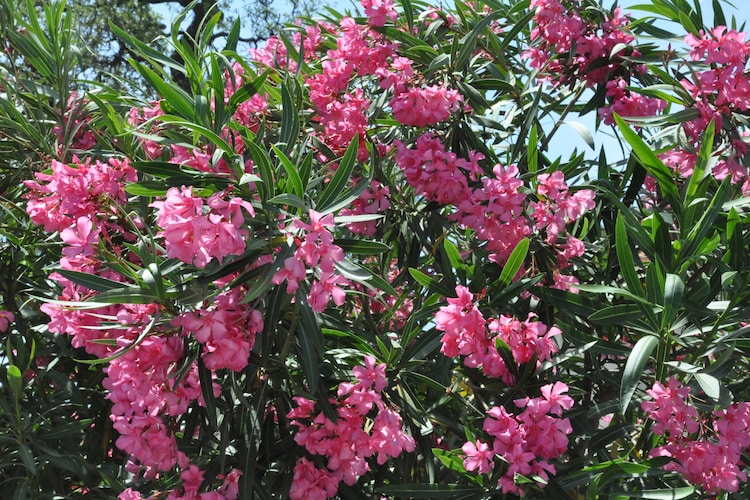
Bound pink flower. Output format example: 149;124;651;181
309;272;350;313
462;440;495;474
352;355;387;392
0;310;14;333
361;0;397;26
540;382;575;416
60;216;100;257
118;488;143;500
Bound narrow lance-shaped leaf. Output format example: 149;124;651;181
295;288;323;394
620;335;659;414
613;114;680;211
499;238;529;286
318;136;360;212
661;273;684;331
616;213;645;298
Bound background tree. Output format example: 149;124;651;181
70;0;321;90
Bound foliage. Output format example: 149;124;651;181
69;0;322;91
2;0;750;499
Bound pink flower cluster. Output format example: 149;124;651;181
119;466;241;500
361;0;397;27
287;356;415;499
104;333;203;477
435;285;560;384
24;156;136;234
128;100;165;159
390;84;463;128
395;131;594;285
462;382;574;495
642;377;750;495
524;1;640;87
395;133;483;205
670;26;750;190
598;77;667;125
272;210;350;312
338;179;391;236
151;186;254;268
252;3;465;158
172;284;263;371
297;18;392;158
24;154;243;497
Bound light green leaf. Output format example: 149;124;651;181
499;238;529;286
6;365;23;401
620;335;659;414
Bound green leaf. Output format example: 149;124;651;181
694;372;731;405
397;0;414;31
6;365;23;401
678;10;700;36
131;61;194;120
409;268;453;298
269;193;308;211
575;284;654;307
588;304;644;326
278;78;300;153
588;423;636;457
271;145;303;198
156;115;232;153
19;444;36;475
318;137;359;212
620;335;659;414
56;270;134;292
375;484;483;498
661;273;684;331
109;21;184;74
336;260;399;297
334;238;391;254
296;289;323;394
124;181;169;197
613;114;679;209
678;178;731;267
245;140;275;201
227;70;268;111
198;356;218;429
75;315;157;365
84;287;160;305
565;121;595;150
685;119;714;202
499;238;529;286
432;448;466;473
637;486;696;499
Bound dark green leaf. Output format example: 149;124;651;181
296;289;323;394
335;238;391;254
318;137;359;212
